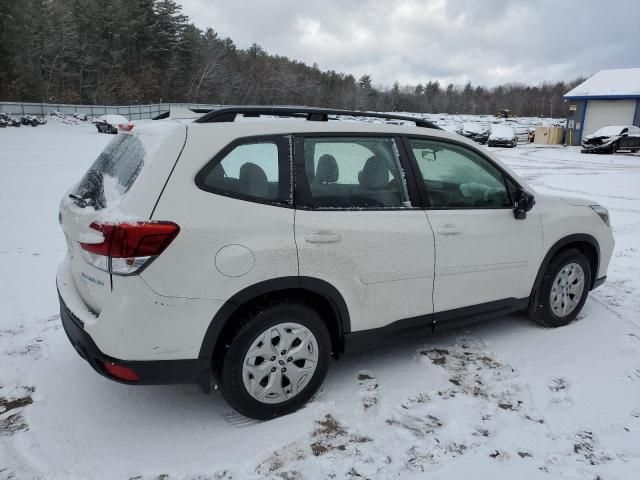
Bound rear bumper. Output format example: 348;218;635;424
59;293;211;387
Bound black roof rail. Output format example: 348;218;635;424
152;108;215;120
193;106;441;129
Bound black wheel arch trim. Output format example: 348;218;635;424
531;233;600;296
198;276;351;359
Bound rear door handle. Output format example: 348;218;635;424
305;233;341;244
437;225;462;236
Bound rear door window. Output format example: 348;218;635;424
298;137;412;209
72;135;144;209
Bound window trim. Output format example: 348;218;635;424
293;132;422;211
194;134;293;208
401;135;523;210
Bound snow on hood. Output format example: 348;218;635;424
463;122;488;134
489;124;515;140
585;126;627;139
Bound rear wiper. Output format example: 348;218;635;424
68;194;89;208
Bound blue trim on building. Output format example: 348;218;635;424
564;94;640;100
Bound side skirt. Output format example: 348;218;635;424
433;297;529;332
343;297;528;354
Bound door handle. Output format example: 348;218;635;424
305;233;341;244
437;225;462;236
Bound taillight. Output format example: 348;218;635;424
79;221;179;275
102;361;139;381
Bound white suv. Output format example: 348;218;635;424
57;107;614;419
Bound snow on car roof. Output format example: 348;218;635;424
564;68;640;98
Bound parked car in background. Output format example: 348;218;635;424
93;114;129;134
582;126;640;154
503;120;529;143
0;112;21;127
460;122;490;144
19;114;46;127
57;106;613;419
488;124;517;147
439;122;462;134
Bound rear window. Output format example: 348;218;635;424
72;135;144;209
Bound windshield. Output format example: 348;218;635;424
71;135;144;209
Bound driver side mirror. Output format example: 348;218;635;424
513;189;535;219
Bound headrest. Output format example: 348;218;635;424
315;154;339;183
358;155;389;191
239;162;268;197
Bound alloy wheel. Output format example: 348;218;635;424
242;322;319;404
550;262;585;317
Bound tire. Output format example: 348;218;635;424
528;249;591;328
218;301;331;419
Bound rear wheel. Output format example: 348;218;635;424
218;301;331;419
528;249;591;327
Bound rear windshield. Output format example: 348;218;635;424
72;135;144;209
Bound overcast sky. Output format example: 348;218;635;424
176;0;639;88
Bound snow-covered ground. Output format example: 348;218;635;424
1;122;639;480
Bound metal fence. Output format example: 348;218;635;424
0;102;220;120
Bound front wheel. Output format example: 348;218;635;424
218;301;331;419
610;141;619;154
528;249;591;327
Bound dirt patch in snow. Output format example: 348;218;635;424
419;338;523;409
256;414;382;478
357;371;379;411
0;386;34;436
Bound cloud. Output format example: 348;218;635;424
176;0;639;87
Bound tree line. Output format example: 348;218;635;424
0;0;584;117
